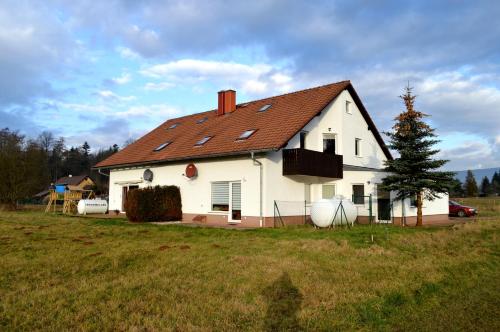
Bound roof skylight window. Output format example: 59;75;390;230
237;129;257;140
168;123;180;129
258;104;272;112
195;136;213;146
197;117;208;124
153;141;172;152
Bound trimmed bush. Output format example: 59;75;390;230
125;185;182;222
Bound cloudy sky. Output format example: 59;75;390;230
1;0;499;171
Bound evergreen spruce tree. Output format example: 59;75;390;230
449;178;464;198
381;85;455;226
492;171;500;195
463;170;478;197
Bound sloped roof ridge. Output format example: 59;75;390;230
164;80;351;123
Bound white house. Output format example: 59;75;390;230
95;81;449;227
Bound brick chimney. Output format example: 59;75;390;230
217;90;236;116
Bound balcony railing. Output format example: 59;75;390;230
283;148;343;178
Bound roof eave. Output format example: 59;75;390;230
92;148;277;170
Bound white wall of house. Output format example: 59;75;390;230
391;193;449;217
109;156;263;220
285;90;387;168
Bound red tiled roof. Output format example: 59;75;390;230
95;81;391;168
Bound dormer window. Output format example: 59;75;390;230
237;129;257;140
258;104;272;112
195;136;213;146
346;100;352;114
197;117;208;124
168;123;180;129
153;141;172;152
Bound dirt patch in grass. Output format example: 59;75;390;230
82;241;94;245
179;245;191;250
212;244;222;248
24;232;33;236
87;252;102;257
158;245;171;251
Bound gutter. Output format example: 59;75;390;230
251;151;264;228
98;168;109;177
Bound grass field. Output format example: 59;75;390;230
452;196;500;217
0;211;499;331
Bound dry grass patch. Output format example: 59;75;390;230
0;211;498;331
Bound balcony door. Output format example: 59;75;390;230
323;134;336;155
212;181;241;223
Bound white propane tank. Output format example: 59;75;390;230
331;199;358;226
77;199;108;215
311;199;336;227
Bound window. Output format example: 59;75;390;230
323;136;336;155
322;184;336;199
197;117;208;124
211;182;229;211
195;136;213;146
346;100;352;114
355;138;362;156
153;141;171;151
353;185;365;204
168;123;180;129
237;129;257;140
300;131;307;149
410;195;417;207
258;104;272;112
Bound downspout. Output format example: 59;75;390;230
251;152;263;227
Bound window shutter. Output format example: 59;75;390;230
212;182;229;205
231;182;241;210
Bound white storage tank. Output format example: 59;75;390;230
77;199;108;215
311;198;358;227
332;199;357;226
310;199;336;227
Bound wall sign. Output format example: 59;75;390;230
185;163;198;178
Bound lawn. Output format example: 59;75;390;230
452;196;500;218
0;211;499;331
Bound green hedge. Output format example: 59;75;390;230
125;185;182;222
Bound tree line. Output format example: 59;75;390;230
449;170;500;197
0;128;122;209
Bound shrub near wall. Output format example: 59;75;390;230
125;185;182;222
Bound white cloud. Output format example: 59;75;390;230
140;59;272;80
116;46;140;60
140;59;294;97
97;90;136;102
144;81;176;91
439;141;500;170
111;73;131;85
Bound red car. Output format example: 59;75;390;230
449;200;477;217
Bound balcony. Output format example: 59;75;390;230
283;148;343;178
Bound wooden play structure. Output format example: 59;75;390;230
45;185;95;214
